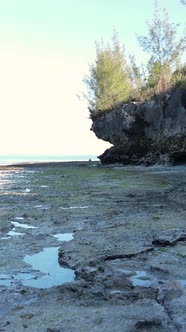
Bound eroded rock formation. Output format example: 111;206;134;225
91;88;186;165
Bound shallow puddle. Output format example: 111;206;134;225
34;205;49;210
52;233;74;242
11;221;37;229
7;230;25;237
1;220;37;240
2;224;29;239
129;271;186;289
130;271;155;288
23;247;75;288
177;280;186;287
0;273;36;287
59;206;89;210
0;274;13;286
0;247;75;288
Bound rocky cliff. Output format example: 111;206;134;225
91;88;186;165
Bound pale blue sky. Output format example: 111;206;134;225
0;0;185;155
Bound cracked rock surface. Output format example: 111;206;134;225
0;162;186;331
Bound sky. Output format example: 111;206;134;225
0;0;185;156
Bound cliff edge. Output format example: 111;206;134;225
91;88;186;165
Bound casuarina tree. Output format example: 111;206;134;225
84;31;131;118
137;0;185;93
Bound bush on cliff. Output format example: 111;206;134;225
172;63;186;88
137;1;185;95
84;31;132;119
83;1;185;118
128;1;185;101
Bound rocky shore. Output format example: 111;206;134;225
91;88;186;166
0;162;186;331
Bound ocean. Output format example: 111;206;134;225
0;154;98;165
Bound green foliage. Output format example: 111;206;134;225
82;2;185;117
147;61;172;93
84;31;132;118
137;1;185;67
136;1;185;95
129;54;143;90
172;63;186;88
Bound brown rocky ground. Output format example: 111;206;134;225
0;162;185;332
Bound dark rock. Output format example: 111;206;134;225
130;319;170;332
157;282;183;305
75;266;98;282
152;229;186;246
91;88;186;165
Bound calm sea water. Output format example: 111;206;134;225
0;154;98;165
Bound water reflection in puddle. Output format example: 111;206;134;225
34;205;48;210
0;273;36;287
129;271;186;289
130;271;155;288
0;247;75;288
7;230;25;236
0;274;13;286
52;233;74;242
177;280;186;287
23;247;75;288
2;221;37;240
11;221;37;229
1;231;75;287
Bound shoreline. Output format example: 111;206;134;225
0;160;100;170
0;160;186;173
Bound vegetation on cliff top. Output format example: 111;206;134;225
83;31;132;118
84;1;186;120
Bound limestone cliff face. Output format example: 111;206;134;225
91;88;186;165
